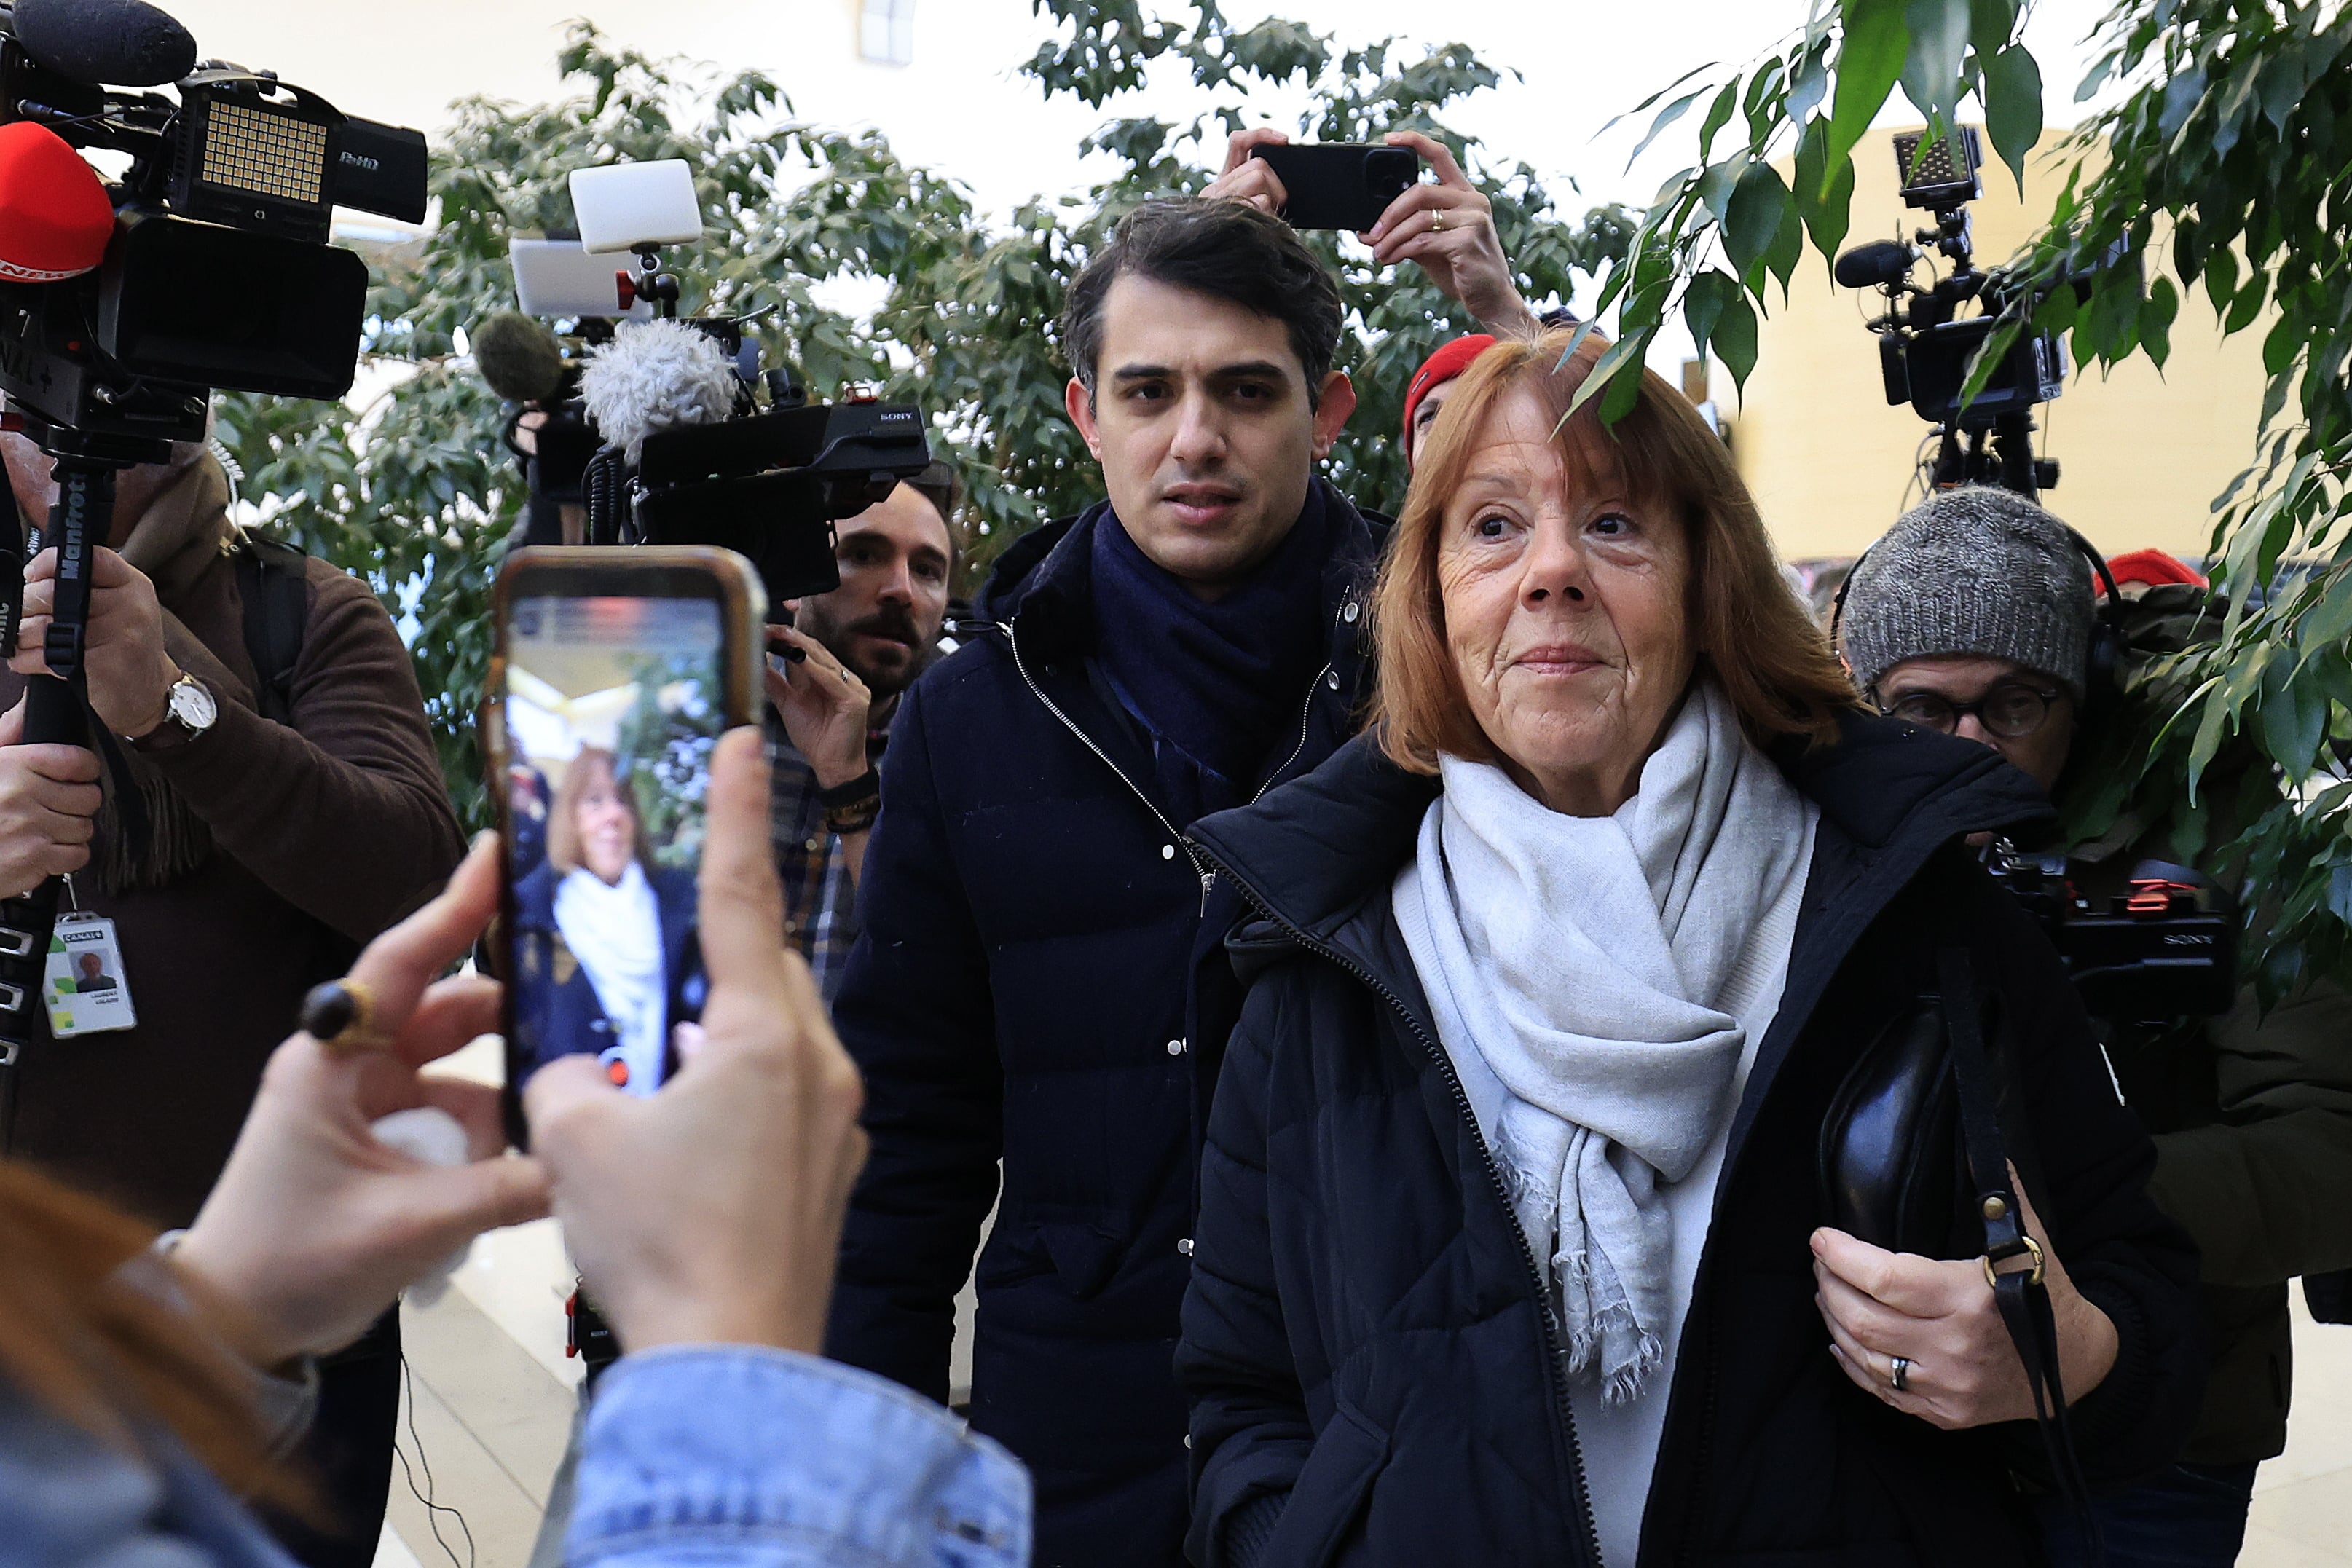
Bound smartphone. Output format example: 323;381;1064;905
489;547;766;1149
1250;143;1423;232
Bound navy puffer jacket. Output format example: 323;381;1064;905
1177;721;2204;1568
825;484;1383;1567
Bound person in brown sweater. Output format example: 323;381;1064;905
0;432;467;1568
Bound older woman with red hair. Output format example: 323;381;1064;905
1173;329;2201;1568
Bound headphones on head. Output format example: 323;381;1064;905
1831;518;2127;706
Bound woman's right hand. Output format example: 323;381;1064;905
0;697;101;897
525;727;868;1354
1811;1177;2118;1430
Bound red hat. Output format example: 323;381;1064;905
2101;548;2209;593
1403;334;1496;467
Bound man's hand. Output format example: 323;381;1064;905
0;697;101;897
527;728;868;1355
12;545;181;739
172;836;554;1369
1201;127;1292;214
1364;130;1539;338
765;626;873;790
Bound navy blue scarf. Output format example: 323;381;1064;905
1090;483;1334;824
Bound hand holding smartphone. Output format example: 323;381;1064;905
491;547;765;1147
1247;142;1423;232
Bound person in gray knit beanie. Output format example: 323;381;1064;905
1843;485;2352;1568
1839;486;2095;701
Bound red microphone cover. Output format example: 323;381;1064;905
0;122;115;284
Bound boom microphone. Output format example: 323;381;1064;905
1833;239;1919;290
12;0;199;87
473;312;569;404
579;319;736;465
0;120;115;282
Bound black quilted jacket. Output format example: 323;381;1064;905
1177;719;2205;1568
824;484;1383;1568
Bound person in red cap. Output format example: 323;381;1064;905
1402;333;1495;468
2101;548;2209;592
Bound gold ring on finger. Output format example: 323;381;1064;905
1431;210;1446;233
299;977;390;1053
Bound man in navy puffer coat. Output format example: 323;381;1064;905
822;197;1385;1566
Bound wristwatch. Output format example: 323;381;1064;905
133;671;219;751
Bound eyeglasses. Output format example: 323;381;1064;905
1878;681;2063;740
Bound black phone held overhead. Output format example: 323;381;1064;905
1250;143;1422;232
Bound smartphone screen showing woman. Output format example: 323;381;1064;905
503;591;726;1096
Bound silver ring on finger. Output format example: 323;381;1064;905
1889;1355;1911;1393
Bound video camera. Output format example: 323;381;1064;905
0;0;425;1059
493;159;930;603
1981;840;2240;1019
0;0;424;460
1831;127;2126;500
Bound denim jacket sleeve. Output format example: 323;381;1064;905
566;1345;1030;1568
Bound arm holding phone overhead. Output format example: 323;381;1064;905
1201;127;1540;338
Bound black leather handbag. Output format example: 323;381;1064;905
1819;948;2102;1561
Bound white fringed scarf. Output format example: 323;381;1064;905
554;860;668;1089
1395;681;1812;1404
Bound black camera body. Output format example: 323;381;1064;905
1983;842;2239;1020
0;4;424;452
1880;312;2067;430
1830;127;2123;498
624;396;931;603
575;290;931;604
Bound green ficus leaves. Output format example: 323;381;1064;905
1597;0;2352;989
221;11;1625;830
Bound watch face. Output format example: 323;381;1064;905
170;677;218;730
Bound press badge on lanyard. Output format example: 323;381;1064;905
45;893;135;1037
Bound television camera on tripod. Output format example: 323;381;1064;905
0;0;427;1053
1830;126;2132;501
1831;128;2232;1021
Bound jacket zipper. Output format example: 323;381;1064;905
1250;658;1329;808
1003;619;1218;913
1189;840;1607;1568
1002;618;1337;911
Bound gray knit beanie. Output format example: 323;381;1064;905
1839;486;2095;700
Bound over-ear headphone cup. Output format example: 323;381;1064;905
2088;626;2122;693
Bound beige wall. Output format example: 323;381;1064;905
1729;129;2266;563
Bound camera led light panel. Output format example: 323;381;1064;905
169;89;339;241
199;101;329;205
1894;126;1983;210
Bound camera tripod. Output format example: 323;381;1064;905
0;430;162;1065
1922;407;2060;501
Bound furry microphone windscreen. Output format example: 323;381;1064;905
579;318;736;466
471;312;568;404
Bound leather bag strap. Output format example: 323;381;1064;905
1935;945;2101;1564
